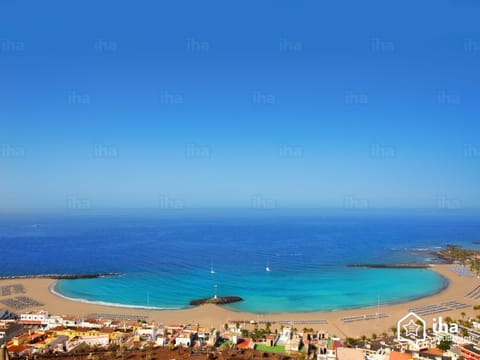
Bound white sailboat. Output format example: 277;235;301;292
210;263;215;275
265;260;271;272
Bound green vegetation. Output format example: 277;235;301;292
254;345;286;354
251;327;270;341
470;258;480;276
441;245;479;263
437;337;453;351
438;244;480;275
344;337;358;346
219;340;233;348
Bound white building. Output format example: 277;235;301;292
276;327;291;346
396;336;437;352
79;318;102;329
20;310;49;323
80;335;109;347
38;315;63;329
61;315;78;327
197;327;210;341
135;327;157;341
156;336;167;346
285;334;302;352
175;331;196;347
230;329;242;346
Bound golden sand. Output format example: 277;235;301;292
1;264;478;338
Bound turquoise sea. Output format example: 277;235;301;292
1;210;479;313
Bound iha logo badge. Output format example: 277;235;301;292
397;312;427;346
397;312;461;346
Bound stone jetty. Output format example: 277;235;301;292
189;296;243;306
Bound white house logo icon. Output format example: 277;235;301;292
397;312;426;346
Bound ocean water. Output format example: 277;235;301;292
1;210;479;313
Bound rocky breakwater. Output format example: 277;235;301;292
0;273;122;280
189;296;243;306
347;264;431;269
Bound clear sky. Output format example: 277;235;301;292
1;0;480;211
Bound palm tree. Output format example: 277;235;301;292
345;337;356;347
461;312;466;320
265;322;271;332
390;326;397;336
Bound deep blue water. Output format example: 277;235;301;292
1;210;479;312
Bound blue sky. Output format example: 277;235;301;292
1;0;480;210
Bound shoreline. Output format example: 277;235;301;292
49;281;182;311
1;264;477;338
48;268;449;315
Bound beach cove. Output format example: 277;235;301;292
1;264;478;338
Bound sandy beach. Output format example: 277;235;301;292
1;264;478;338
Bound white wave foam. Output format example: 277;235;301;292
49;283;183;311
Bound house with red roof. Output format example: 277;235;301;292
389;352;413;360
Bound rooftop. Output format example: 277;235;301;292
461;344;480;355
389;352;413;360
